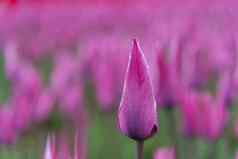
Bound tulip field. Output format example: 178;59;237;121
0;1;238;159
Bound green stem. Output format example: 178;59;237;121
187;138;197;159
224;139;229;159
171;109;181;159
207;141;217;159
136;141;144;159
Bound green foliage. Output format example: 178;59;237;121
0;54;11;103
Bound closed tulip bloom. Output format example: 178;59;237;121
118;39;158;141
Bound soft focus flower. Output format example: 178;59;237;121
44;131;87;159
206;102;228;140
217;75;235;107
179;92;228;140
10;64;44;130
59;84;85;121
0;106;17;144
179;91;200;137
156;47;177;107
74;129;88;159
50;53;80;96
50;53;85;121
44;135;56;159
118;39;158;141
11;94;32;131
33;90;55;122
154;147;175;159
217;59;237;108
3;41;20;81
84;37;128;111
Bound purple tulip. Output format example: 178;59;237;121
34;90;55;122
3;41;21;81
205;102;228;140
59;85;85;121
50;53;80;96
179;91;228;139
50;53;87;121
217;45;237;107
10;64;43;130
118;39;158;141
85;38;128;111
0;106;17;144
156;48;177;107
10;94;33;131
217;75;234;107
179;91;201;137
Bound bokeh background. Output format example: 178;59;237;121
0;0;238;159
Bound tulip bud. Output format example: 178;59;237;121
118;39;158;141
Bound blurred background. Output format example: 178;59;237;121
0;0;238;159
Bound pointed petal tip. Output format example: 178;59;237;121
132;39;141;55
132;38;138;46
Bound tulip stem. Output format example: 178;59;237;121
170;108;181;159
207;141;217;159
136;141;144;159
